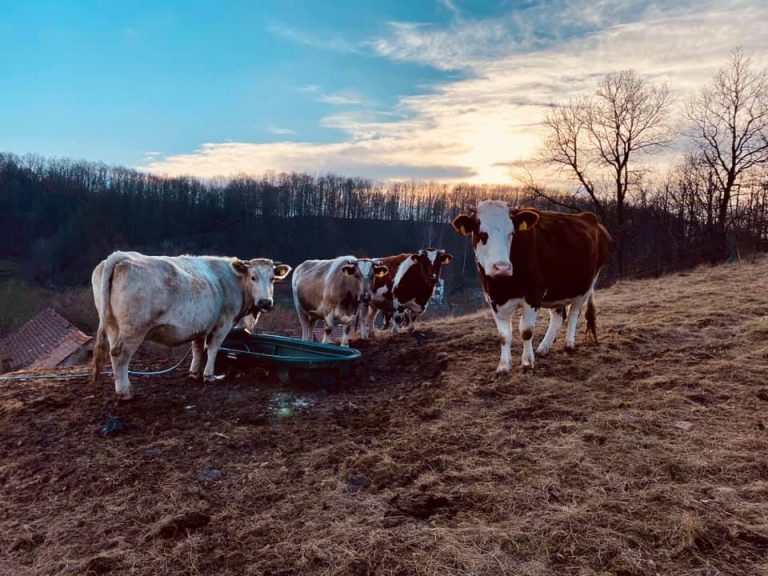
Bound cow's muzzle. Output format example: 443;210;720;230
256;298;274;312
489;261;513;277
360;292;372;303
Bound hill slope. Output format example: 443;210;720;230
1;258;767;576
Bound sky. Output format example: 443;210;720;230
1;0;767;184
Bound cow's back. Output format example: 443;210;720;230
512;210;612;303
108;254;238;345
293;259;328;314
371;254;408;308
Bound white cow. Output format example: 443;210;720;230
91;251;291;398
292;256;387;347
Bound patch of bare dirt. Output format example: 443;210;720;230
1;257;767;575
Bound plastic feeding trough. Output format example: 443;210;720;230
217;328;362;388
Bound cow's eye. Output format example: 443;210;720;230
479;232;489;244
251;276;256;281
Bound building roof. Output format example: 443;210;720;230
0;308;92;372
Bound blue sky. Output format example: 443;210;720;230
0;1;459;164
1;0;767;183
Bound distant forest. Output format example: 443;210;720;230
2;151;765;295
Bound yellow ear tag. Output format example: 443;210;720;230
460;225;468;235
518;222;528;231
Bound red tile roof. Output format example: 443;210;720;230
0;308;92;372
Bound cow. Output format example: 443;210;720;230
91;251;292;399
292;256;388;347
363;248;453;337
452;201;612;376
355;258;389;340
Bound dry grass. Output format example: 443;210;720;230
1;257;767;575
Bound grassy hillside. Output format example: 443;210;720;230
1;258;767;575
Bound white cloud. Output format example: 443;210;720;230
318;92;365;106
267;124;296;135
437;0;460;18
141;141;475;181
267;23;362;54
145;0;768;184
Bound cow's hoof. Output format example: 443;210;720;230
116;391;134;401
536;345;551;356
204;374;225;383
493;367;511;380
521;364;534;374
564;345;576;355
189;372;201;380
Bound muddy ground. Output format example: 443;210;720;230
1;258;767;576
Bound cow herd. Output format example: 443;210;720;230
91;201;612;399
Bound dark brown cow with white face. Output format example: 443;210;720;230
452;201;612;375
364;248;453;336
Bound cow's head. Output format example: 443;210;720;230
339;258;388;303
354;258;389;303
452;201;539;278
409;248;453;288
233;258;292;313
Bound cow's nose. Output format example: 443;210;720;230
257;298;273;311
490;261;513;277
360;292;371;302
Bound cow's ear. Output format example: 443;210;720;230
341;264;356;276
410;254;420;262
374;265;389;278
233;259;249;275
512;210;540;232
452;214;476;236
440;252;454;265
274;263;292;280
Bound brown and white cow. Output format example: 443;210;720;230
91;251;292;398
452;201;612;375
364;248;453;336
292;256;388;347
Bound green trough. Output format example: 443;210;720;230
217;328;362;388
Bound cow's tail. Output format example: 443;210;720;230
91;252;129;384
585;292;598;344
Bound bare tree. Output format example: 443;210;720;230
685;48;768;261
542;96;603;215
543;70;671;273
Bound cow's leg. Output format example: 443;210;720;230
381;311;392;331
188;337;205;379
203;325;229;382
322;314;335;344
537;307;565;356
492;300;517;376
519;301;539;372
340;321;353;347
109;330;145;400
358;304;369;340
564;294;589;353
405;310;414;332
298;312;312;341
391;301;403;336
367;307;378;338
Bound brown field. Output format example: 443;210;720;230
1;258;767;576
